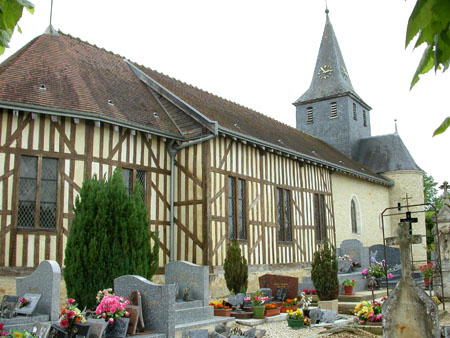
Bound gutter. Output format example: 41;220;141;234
166;133;216;262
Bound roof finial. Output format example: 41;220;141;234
394;119;398;134
50;0;53;26
44;0;59;36
325;0;329;14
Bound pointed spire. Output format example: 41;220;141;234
294;11;367;107
394;119;398;134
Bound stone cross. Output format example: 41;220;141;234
386;222;421;279
441;181;449;199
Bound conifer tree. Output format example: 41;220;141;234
224;240;248;294
64;170;159;309
311;239;339;301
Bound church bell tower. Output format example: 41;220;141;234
294;9;372;161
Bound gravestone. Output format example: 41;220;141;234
274;288;287;302
258;274;298;299
181;329;208;338
16;294;41;316
16;260;61;321
444;327;450;338
105;318;128;338
48;325;68;338
114;275;176;338
436;182;450;300
227;294;245;309
338;259;353;273
369;244;401;270
309;309;323;324
382;221;440;338
257;288;272;299
165;261;209;306
32;322;52;338
1;295;18;318
72;323;90;338
338;239;369;269
321;309;337;323
86;319;108;338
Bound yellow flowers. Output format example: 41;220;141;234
287;308;304;320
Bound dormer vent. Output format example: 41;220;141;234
39;84;46;91
107;99;114;105
153;112;159;118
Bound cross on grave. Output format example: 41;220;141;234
440;181;449;199
386;222;422;279
400;211;418;235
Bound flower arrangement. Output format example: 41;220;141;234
362;258;393;279
2;329;37;338
303;317;311;326
300;292;312;310
302;289;316;295
265;303;280;309
353;297;386;324
282;298;298;306
0;323;6;336
96;288;113;304
208;299;230;309
95;295;130;324
339;254;352;262
432;296;441;306
419;262;435;278
244;292;268;306
18;298;29;309
342;279;356;287
287;308;304;320
59;299;86;334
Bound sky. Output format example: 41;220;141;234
1;0;449;193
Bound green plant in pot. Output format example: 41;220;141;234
311;239;339;301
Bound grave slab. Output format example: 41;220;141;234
339;239;369;269
16;260;61;321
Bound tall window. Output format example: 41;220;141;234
18;156;58;229
228;177;246;240
363;110;367;127
122;168;146;201
351;199;358;233
353;103;357;120
306;107;314;124
330;102;338;118
277;188;292;242
314;193;327;241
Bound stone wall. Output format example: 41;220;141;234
332;172;391;248
383;170;427;265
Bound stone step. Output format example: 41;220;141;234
130;334;167;338
175;316;235;333
174;299;203;310
338;290;387;302
174;306;214;325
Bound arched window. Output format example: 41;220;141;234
351;198;359;233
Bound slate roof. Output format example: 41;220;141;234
0;30;390;185
356;134;422;173
294;12;370;109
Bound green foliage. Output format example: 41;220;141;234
0;0;34;55
433;117;450;136
64;170;159;309
424;173;444;258
224;240;248;294
311;240;339;301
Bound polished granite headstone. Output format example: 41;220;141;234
258;274;298;299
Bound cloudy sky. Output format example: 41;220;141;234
2;0;449;195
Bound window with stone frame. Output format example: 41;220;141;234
353;103;357;120
228;176;247;241
122;168;146;201
351;199;358;233
314;193;327;241
18;156;58;229
276;187;292;242
363;110;367;127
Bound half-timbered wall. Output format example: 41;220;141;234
0;109;206;271
208;135;335;267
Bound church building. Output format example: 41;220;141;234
0;11;425;294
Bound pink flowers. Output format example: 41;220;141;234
388;273;393;279
60;319;69;329
66;298;76;305
362;268;368;276
95;294;130;323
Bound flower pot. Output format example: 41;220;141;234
287;318;304;329
344;285;354;295
252;305;266;319
424;277;433;288
105;318;130;338
280;305;298;313
264;308;281;317
214;308;232;317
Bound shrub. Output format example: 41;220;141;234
64;170;159;309
224;240;248;294
311;239;339;300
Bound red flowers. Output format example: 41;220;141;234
265;304;278;309
19;297;30;308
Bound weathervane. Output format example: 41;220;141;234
50;0;54;27
325;0;329;13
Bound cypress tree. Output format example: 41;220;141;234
311;239;339;300
64;170;159;309
224;240;248;294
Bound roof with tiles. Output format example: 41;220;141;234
0;30;390;185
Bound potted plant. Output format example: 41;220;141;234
353;297;386;326
300;292;312;318
280;298;298;313
286;308;304;329
59;298;86;337
311;240;339;311
244;292;268;319
209;300;232;317
95;290;130;337
342;279;356;295
419;262;435;288
264;303;281;317
362;258;393;289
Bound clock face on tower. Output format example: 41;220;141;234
317;65;333;79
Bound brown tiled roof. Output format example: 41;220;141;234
0;31;390;184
